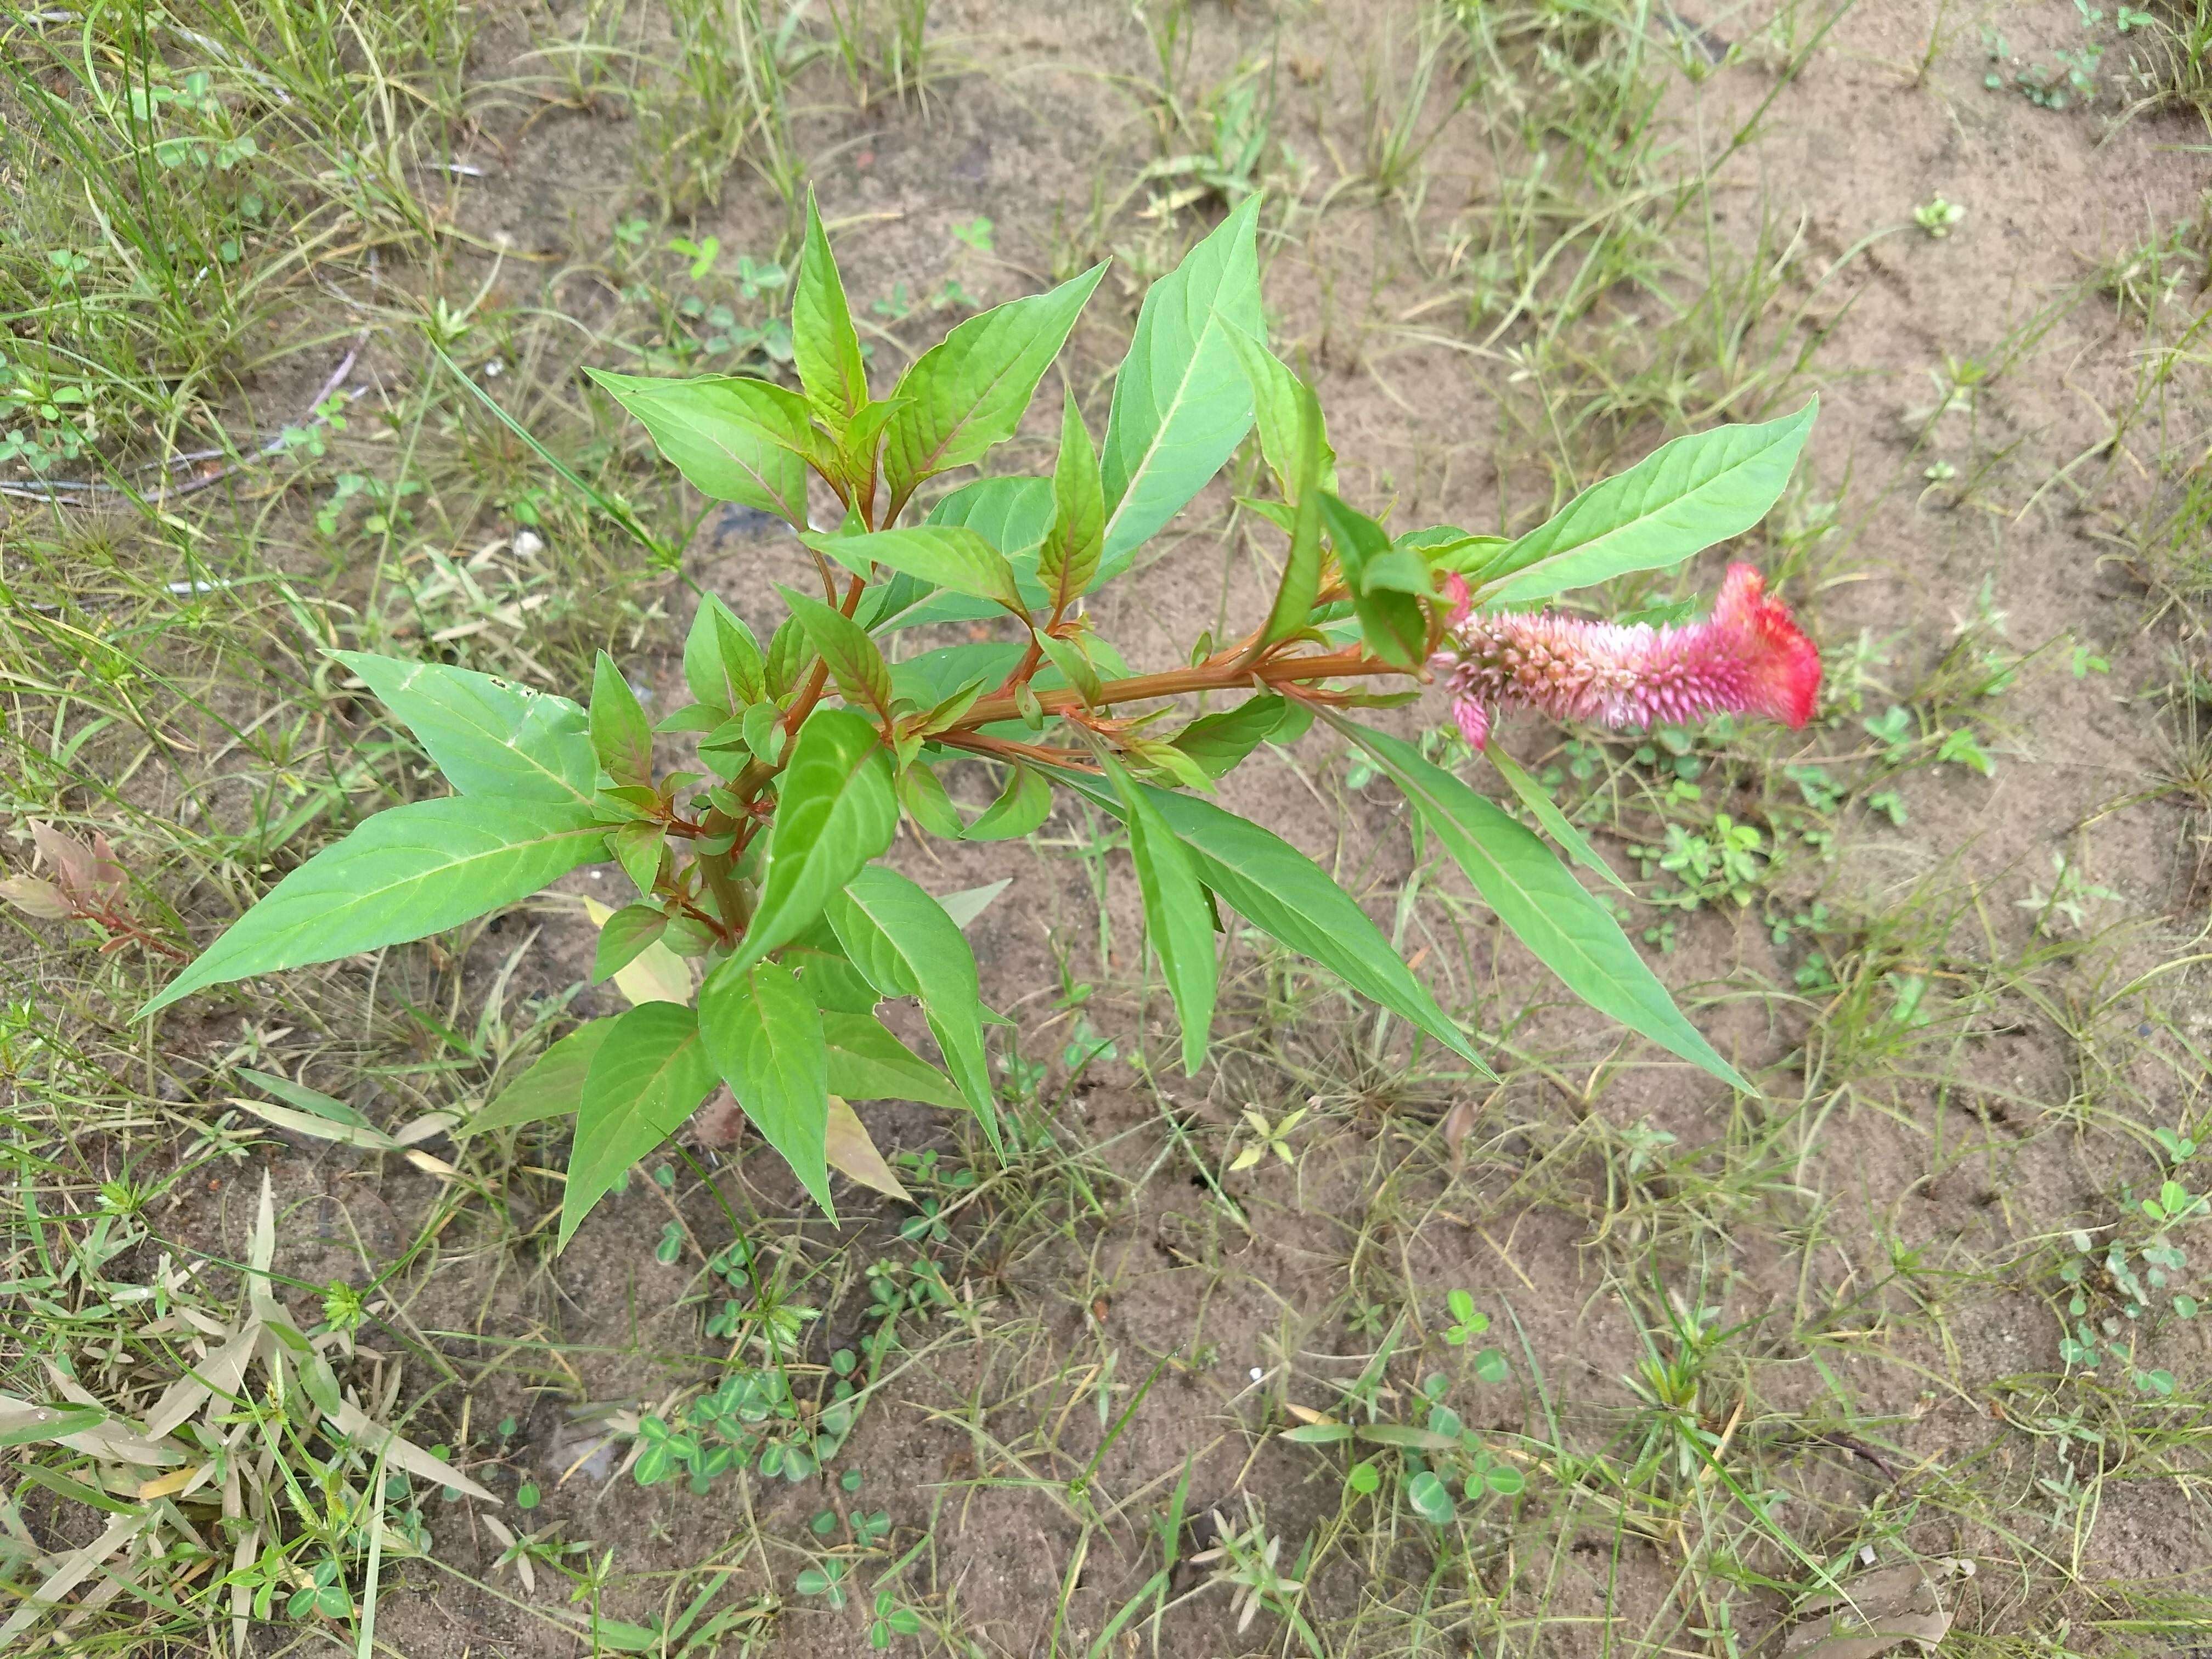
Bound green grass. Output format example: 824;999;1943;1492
4;0;2212;1653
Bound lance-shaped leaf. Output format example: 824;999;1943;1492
826;866;1002;1152
822;1011;966;1111
559;1002;716;1249
1323;715;1750;1091
587;370;820;528
1172;694;1291;780
462;1018;617;1136
1321;494;1429;668
779;587;896;717
1048;768;1488;1074
1221;321;1336;502
331;653;594;805
1037;390;1104;615
143;798;607;1015
1099;195;1264;579
589;652;654;786
1252;374;1327;651
869;476;1059;632
1099;751;1216;1074
804;524;1026;615
701;957;833;1214
1479;400;1818;605
965;763;1052;840
730;709;897;974
1485;743;1632;897
882;262;1107;502
794;191;870;430
682;596;765;714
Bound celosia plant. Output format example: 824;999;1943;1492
138;195;1819;1244
1437;563;1820;750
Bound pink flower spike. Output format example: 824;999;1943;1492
1434;563;1820;749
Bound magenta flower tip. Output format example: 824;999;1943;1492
1436;563;1820;748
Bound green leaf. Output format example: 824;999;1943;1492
1253;374;1327;650
1324;716;1750;1091
1037;391;1104;614
1098;751;1215;1075
590;652;654;786
822;1011;966;1111
897;759;966;838
1322;494;1429;668
608;819;665;896
826;866;1001;1151
1047;768;1488;1074
594;904;669;983
870;477;1058;633
1483;746;1632;896
793;192;869;430
1171;695;1289;780
928;473;1057;555
700;958;833;1214
1362;1424;1462;1452
837;396;907;489
144;798;607;1015
882;263;1107;503
766;615;808;697
1479;400;1818;605
779;588;895;716
587;370;819;527
966;764;1051;840
559;1003;716;1249
1278;1423;1353;1445
1033;632;1103;706
806;525;1025;615
732;709;896;973
683;596;765;713
464;1019;617;1135
1406;1469;1457;1525
784;926;882;1014
1099;196;1263;579
1221;321;1336;502
331;652;594;805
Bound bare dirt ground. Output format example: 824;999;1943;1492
6;0;2212;1654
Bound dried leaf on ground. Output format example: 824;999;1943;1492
1780;1559;1974;1659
